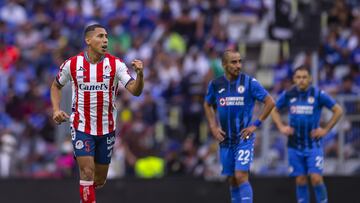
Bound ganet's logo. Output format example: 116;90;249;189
78;83;109;91
237;85;245;94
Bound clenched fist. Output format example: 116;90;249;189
53;110;70;125
131;59;144;76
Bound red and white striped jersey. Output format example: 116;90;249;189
56;52;133;136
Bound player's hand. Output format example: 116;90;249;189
240;125;257;140
131;59;143;76
279;126;294;136
52;110;70;125
210;126;226;142
311;127;327;139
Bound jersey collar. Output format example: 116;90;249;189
84;50;105;64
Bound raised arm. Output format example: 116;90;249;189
126;59;144;96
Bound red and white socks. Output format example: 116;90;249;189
79;180;96;203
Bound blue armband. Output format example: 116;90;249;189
253;119;262;127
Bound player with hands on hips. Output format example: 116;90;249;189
204;50;275;203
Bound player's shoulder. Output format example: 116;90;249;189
284;86;298;97
243;73;261;84
211;75;227;87
312;86;325;94
105;53;124;62
65;52;84;63
242;73;252;79
59;54;81;68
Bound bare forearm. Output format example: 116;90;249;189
50;81;62;112
127;74;144;96
258;95;275;121
271;108;285;129
203;102;218;128
324;104;343;131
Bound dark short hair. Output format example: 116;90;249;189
221;49;239;64
84;24;106;36
293;65;311;76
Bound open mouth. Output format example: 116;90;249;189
102;45;108;50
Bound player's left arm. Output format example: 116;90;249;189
240;78;275;139
311;90;343;138
125;59;144;96
311;104;343;138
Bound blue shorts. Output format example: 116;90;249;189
71;128;115;165
288;147;324;176
219;140;254;176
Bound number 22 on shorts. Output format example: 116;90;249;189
237;149;250;165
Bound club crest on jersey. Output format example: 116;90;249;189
75;140;84;149
103;65;111;79
308;96;315;104
104;65;111;73
237;85;245;94
77;66;86;71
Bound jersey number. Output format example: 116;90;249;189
238;150;250;165
315;156;324;169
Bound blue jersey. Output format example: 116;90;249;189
276;86;336;150
205;73;269;147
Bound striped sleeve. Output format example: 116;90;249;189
56;60;71;86
115;58;133;87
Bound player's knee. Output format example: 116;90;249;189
227;176;237;186
234;171;249;185
95;179;106;189
296;176;308;185
310;174;323;185
80;166;95;181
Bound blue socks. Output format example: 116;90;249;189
230;186;241;203
314;184;328;203
230;182;253;203
239;182;253;203
296;183;328;203
296;184;310;203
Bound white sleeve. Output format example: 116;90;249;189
56;60;71;86
115;59;133;87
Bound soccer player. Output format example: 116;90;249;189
271;66;343;203
203;50;275;203
50;24;144;203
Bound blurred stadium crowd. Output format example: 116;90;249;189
0;0;359;179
